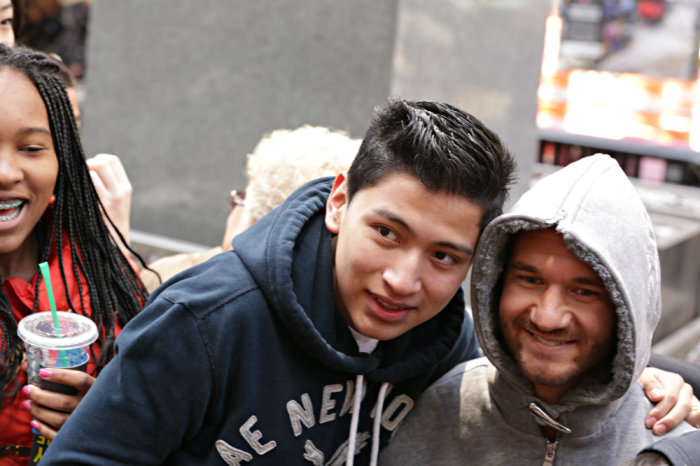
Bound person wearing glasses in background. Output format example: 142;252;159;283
139;125;360;292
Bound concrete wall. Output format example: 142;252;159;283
82;0;398;245
391;0;550;206
82;0;548;246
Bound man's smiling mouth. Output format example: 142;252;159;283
375;295;410;311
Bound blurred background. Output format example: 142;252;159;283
16;0;700;361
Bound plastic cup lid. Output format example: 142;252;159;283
17;311;98;349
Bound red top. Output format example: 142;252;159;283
0;235;121;465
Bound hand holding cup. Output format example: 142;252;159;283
18;311;98;462
22;367;96;439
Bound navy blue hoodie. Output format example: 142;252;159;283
41;177;480;465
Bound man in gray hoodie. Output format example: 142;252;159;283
380;154;698;465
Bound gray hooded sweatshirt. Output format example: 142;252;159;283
380;154;695;465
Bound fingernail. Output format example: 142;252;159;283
655;424;667;435
22;400;31;410
30;420;41;430
22;385;32;395
39;368;52;378
650;388;663;399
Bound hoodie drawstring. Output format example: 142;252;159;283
346;374;364;466
370;382;390;466
345;376;390;466
528;403;572;434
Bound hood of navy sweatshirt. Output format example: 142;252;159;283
232;176;469;384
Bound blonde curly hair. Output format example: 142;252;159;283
243;125;360;222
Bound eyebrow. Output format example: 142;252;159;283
373;208;474;257
509;262;605;287
1;2;11;11
18;127;51;137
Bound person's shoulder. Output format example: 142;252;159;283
434;356;492;385
115;250;265;357
140;247;223;293
424;356;493;400
640;429;700;466
149;249;262;319
617;382;695;445
381;360;493;465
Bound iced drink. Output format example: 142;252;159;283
17;311;98;464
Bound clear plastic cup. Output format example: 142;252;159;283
18;311;98;392
17;311;98;464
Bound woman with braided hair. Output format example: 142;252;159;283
0;44;148;464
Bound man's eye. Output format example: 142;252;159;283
519;275;541;285
375;225;397;241
433;251;457;266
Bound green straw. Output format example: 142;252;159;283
39;262;67;367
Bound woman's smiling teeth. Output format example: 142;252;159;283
0;200;24;222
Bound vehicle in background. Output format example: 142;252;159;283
637;0;668;23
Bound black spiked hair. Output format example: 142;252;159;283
348;99;516;230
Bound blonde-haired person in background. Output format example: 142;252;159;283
141;125;360;292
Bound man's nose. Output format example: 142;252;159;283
382;252;422;296
530;286;571;331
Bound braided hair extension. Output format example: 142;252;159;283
0;45;149;404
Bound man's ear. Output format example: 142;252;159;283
325;172;348;234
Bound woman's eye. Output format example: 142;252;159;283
21;146;46;153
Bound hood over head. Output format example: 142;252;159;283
471;154;660;406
